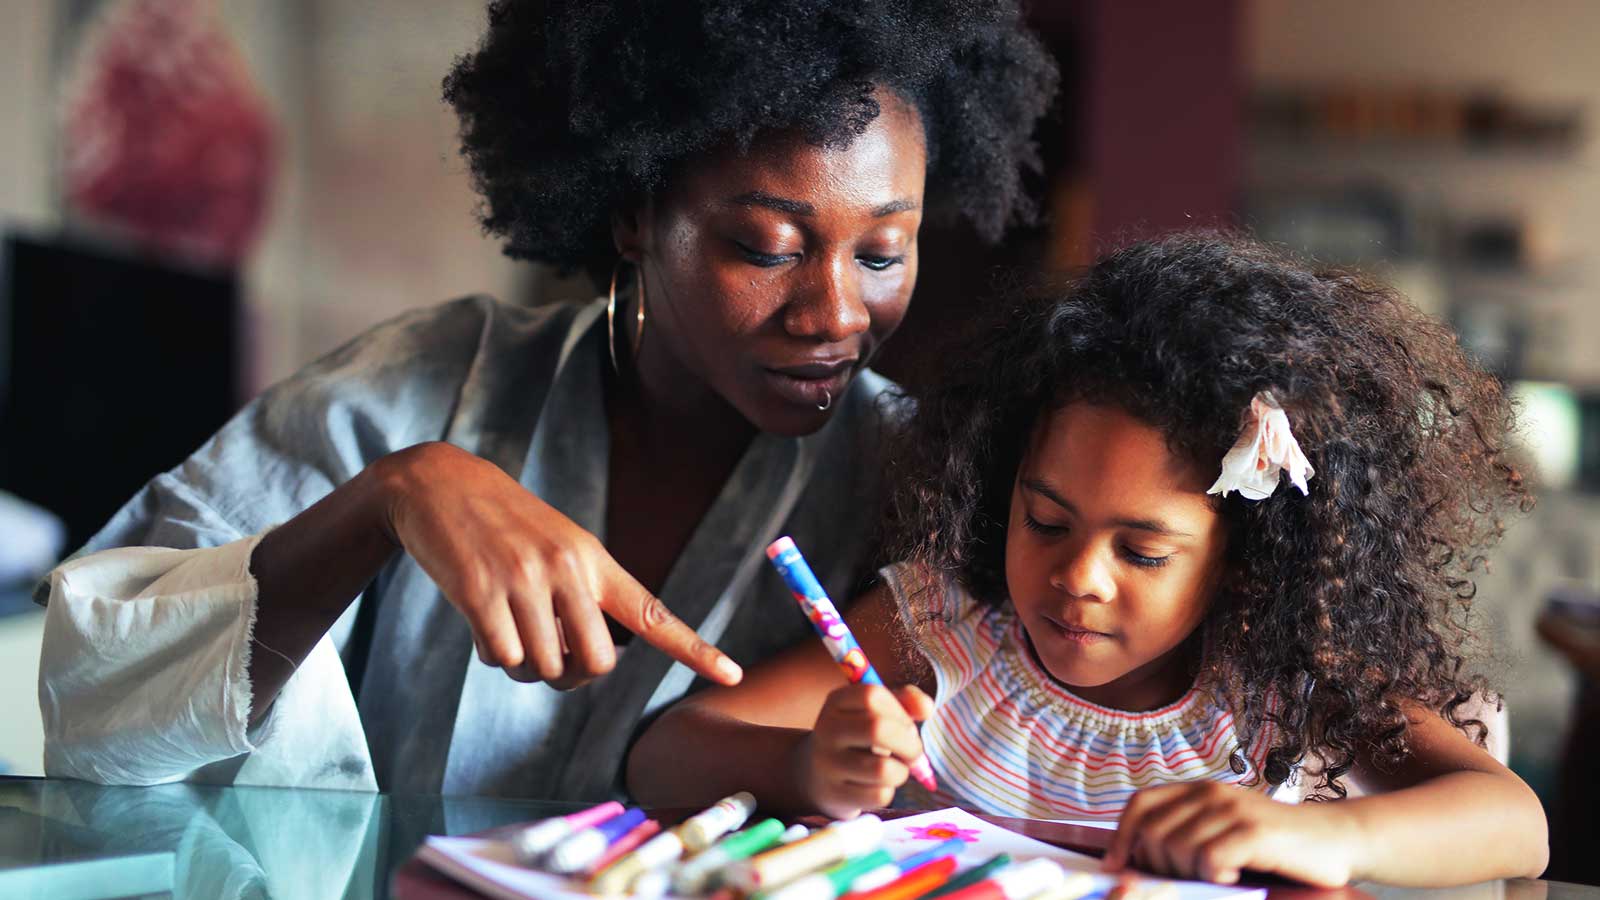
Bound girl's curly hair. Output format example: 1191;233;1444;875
443;0;1058;288
886;232;1532;797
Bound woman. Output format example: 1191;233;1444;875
38;0;1057;800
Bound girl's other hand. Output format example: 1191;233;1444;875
374;442;742;691
1102;782;1361;888
800;683;934;819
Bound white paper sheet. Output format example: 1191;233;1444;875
1044;819;1118;831
418;807;1267;900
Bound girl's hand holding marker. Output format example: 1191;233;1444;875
765;537;939;818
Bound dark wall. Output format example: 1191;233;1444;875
0;233;241;552
874;0;1244;392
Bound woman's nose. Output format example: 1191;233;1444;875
1050;541;1116;603
783;251;870;343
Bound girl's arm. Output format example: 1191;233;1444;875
627;584;934;815
1329;702;1548;884
1104;703;1549;887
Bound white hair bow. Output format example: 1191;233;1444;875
1206;391;1315;501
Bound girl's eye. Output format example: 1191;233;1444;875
857;254;904;272
1122;548;1172;569
1022;514;1067;537
735;241;796;268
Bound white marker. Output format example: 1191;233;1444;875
546;807;647;874
633;868;671;899
987;859;1069;900
680;792;759;853
509;802;623;865
589;829;687;895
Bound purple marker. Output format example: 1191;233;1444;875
547;807;648;874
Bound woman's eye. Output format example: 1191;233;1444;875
1122;548;1172;569
735;241;795;268
857;254;904;272
1022;514;1067;537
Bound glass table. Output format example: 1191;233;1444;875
0;776;1586;900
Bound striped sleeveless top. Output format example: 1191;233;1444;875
882;564;1290;819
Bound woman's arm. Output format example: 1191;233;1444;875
248;441;742;724
627;584;933;814
1104;703;1549;887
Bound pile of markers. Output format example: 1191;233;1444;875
508;792;1164;900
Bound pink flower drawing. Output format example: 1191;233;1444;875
903;822;982;843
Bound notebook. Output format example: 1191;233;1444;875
416;807;1267;900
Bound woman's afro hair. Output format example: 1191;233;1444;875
443;0;1059;286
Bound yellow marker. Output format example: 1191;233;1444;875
588;828;685;896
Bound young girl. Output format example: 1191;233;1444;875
628;233;1548;887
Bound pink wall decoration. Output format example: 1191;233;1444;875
60;0;278;269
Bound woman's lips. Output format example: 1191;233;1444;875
772;359;856;379
762;361;855;408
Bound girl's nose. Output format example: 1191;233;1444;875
1050;541;1116;603
783;251;870;343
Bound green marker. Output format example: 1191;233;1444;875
825;849;897;895
922;854;1013;900
754;848;896;900
672;818;787;895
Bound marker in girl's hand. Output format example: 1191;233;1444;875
765;536;938;793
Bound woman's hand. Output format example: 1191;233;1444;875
1102;782;1361;887
376;442;742;690
798;683;934;819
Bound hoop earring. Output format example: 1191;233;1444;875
816;389;832;412
634;267;646;353
607;261;647;373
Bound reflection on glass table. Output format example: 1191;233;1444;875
0;775;578;899
1;777;1592;900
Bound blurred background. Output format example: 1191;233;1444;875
1;0;1596;879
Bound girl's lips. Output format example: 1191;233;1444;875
761;366;854;408
1043;616;1112;645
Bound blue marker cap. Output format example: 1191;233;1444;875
894;836;966;872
